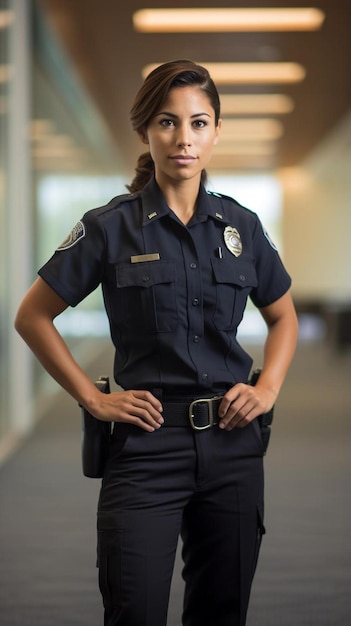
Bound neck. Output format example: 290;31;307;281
156;175;201;225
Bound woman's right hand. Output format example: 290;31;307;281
88;389;164;432
15;278;164;433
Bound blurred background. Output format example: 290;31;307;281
0;1;350;624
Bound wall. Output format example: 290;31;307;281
281;110;351;304
0;0;124;464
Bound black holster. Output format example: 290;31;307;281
80;376;111;478
249;368;274;455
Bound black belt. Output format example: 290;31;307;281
162;396;223;430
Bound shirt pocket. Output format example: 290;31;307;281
115;260;178;332
211;257;258;331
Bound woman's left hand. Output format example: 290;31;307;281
218;291;298;431
218;383;275;431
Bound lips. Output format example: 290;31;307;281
170;154;197;163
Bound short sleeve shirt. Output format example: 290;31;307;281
39;177;291;394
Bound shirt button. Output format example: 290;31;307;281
202;373;208;381
190;262;197;269
142;275;150;282
239;274;246;282
193;335;200;343
192;298;199;306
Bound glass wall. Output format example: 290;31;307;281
0;0;11;439
0;0;126;461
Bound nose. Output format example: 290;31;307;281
176;124;192;147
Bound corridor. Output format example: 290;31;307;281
0;338;350;625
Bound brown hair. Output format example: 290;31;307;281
126;60;221;193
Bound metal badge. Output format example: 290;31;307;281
223;226;242;257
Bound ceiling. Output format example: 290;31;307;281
38;0;351;174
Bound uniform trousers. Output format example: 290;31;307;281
97;417;265;626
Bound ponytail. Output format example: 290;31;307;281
126;152;155;194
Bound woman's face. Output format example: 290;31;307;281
139;86;221;186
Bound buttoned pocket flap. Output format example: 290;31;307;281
211;258;257;288
116;260;176;288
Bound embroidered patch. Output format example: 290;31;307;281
263;228;278;251
57;220;86;251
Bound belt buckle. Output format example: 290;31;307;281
189;396;223;431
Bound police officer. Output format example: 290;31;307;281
15;60;298;626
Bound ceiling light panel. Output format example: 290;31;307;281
220;118;284;141
143;62;306;84
0;10;14;29
29;119;56;140
213;142;276;156
219;94;294;115
133;8;325;33
203;62;306;84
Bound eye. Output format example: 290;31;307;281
193;119;208;129
159;118;175;127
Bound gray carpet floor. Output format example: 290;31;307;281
0;338;350;625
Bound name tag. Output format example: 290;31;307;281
130;253;160;264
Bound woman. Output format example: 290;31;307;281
15;60;298;626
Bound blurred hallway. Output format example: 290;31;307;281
1;4;350;624
0;338;350;626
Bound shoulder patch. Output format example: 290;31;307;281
263;227;278;251
57;220;86;251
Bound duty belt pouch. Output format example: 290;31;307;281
249;368;274;455
80;376;111;478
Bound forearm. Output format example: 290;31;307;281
15;308;98;411
15;309;165;430
258;300;299;402
218;292;298;429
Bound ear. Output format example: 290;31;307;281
213;118;222;146
137;130;149;145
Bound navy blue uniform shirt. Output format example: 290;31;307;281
39;177;291;395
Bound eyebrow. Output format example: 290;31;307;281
156;111;212;119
